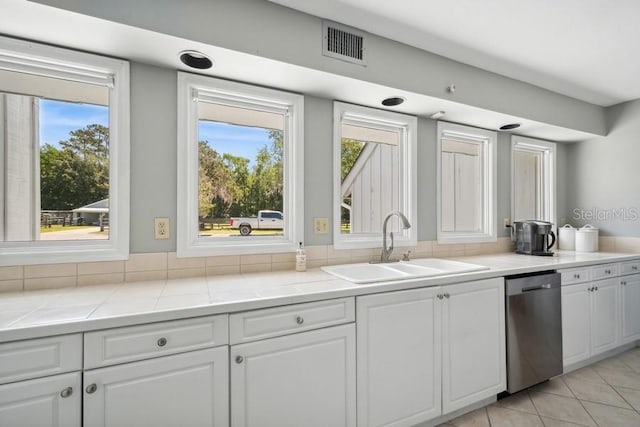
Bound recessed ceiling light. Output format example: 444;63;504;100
499;123;521;131
382;97;405;107
179;50;214;70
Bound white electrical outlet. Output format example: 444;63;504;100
155;217;170;239
503;218;510;229
313;217;329;234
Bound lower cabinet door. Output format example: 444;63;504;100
621;274;640;344
561;283;591;366
356;287;442;427
442;278;506;414
84;346;229;427
0;371;81;427
231;323;356;427
590;278;620;355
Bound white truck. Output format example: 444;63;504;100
229;210;284;236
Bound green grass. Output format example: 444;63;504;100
199;228;283;237
39;225;99;233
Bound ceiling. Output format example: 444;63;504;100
0;0;606;141
269;0;640;107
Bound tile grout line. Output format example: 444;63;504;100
600;352;640;415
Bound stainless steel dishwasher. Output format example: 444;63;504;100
505;271;562;393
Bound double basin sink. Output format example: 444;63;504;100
321;258;489;284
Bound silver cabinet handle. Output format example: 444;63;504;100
605;269;612;275
235;355;244;364
60;387;73;398
85;384;97;394
295;316;304;325
444;293;450;299
622;281;627;286
633;265;638;271
574;273;581;279
588;287;593;292
595;286;599;291
157;337;167;347
437;294;443;300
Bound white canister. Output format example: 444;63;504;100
558;224;576;251
575;224;599;252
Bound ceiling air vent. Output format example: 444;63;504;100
322;21;367;66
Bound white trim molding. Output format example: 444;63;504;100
0;36;130;266
333;101;418;250
436;122;497;244
177;72;304;257
511;135;557;225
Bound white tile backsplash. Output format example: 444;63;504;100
1;236;638;294
125;253;167;272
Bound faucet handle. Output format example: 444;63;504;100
402;251;411;261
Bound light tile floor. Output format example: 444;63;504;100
440;347;640;427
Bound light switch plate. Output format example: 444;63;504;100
313;217;329;234
155;217;170;239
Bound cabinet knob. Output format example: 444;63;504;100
437;294;444;300
588;287;593;292
157;337;168;347
633;266;638;271
60;387;73;398
295;316;304;325
595;286;599;291
622;281;627;286
85;384;97;394
444;293;450;299
574;274;580;279
605;269;611;275
235;355;244;364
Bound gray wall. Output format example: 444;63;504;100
563;99;640;237
34;0;606;136
128;61;518;252
130;63;177;252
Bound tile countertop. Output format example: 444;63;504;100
1;251;639;343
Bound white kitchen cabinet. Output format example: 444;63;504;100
231;323;356;427
561;283;591;366
355;277;505;426
356;287;441;427
562;278;619;367
0;371;81;427
83;346;229;427
442;278;506;413
590;278;619;354
621;274;640;344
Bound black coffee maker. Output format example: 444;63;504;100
512;221;556;256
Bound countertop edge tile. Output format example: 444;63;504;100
1;251;639;343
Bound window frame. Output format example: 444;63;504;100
176;72;304;257
332;101;418;250
436;121;497;244
0;36;130;266
510;135;556;225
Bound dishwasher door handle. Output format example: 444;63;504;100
522;283;552;292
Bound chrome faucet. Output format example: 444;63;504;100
374;211;411;263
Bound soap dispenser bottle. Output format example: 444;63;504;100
296;242;307;272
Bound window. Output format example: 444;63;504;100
333;102;417;249
437;122;496;243
177;73;303;256
0;36;129;265
511;135;556;224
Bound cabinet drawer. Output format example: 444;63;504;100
621;260;640;275
0;334;82;385
84;315;228;369
560;268;591;285
591;263;619;280
229;297;355;344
